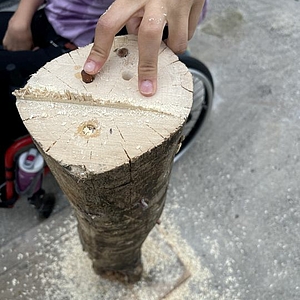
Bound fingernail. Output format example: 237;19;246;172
140;80;154;96
84;60;97;73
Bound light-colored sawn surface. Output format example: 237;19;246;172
15;35;192;173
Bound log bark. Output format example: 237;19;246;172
15;35;193;283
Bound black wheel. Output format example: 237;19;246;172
174;56;214;162
38;193;55;219
28;188;55;218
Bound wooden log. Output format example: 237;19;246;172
14;35;193;283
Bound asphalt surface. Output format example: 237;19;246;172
1;0;300;299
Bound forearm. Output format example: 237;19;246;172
3;0;45;51
10;0;45;27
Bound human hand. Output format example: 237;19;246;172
83;0;205;96
3;16;34;51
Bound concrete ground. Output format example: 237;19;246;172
1;0;300;299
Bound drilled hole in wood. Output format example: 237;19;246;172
77;120;100;138
122;71;133;81
116;47;129;57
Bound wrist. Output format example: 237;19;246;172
12;9;34;27
8;15;31;35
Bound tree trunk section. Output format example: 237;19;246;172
15;35;193;283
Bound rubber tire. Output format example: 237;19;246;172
174;56;214;162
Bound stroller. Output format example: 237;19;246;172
0;53;214;219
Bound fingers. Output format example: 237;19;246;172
165;0;205;53
188;0;206;39
126;17;143;35
137;2;167;96
83;1;141;75
165;5;190;54
84;0;204;97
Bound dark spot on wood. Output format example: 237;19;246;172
117;48;129;57
81;69;94;83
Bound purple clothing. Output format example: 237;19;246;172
45;0;208;47
201;0;208;22
45;0;112;47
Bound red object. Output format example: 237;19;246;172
3;135;49;206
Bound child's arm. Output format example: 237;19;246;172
2;0;45;51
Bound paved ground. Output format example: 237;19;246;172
1;0;300;299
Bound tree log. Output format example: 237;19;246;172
15;35;193;283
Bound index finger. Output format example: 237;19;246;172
83;1;141;75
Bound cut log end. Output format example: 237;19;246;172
15;35;193;174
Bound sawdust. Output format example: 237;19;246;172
37;218;185;300
47;213;218;300
1;206;223;300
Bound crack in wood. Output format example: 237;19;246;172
146;124;165;139
16;89;178;118
45;140;57;152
